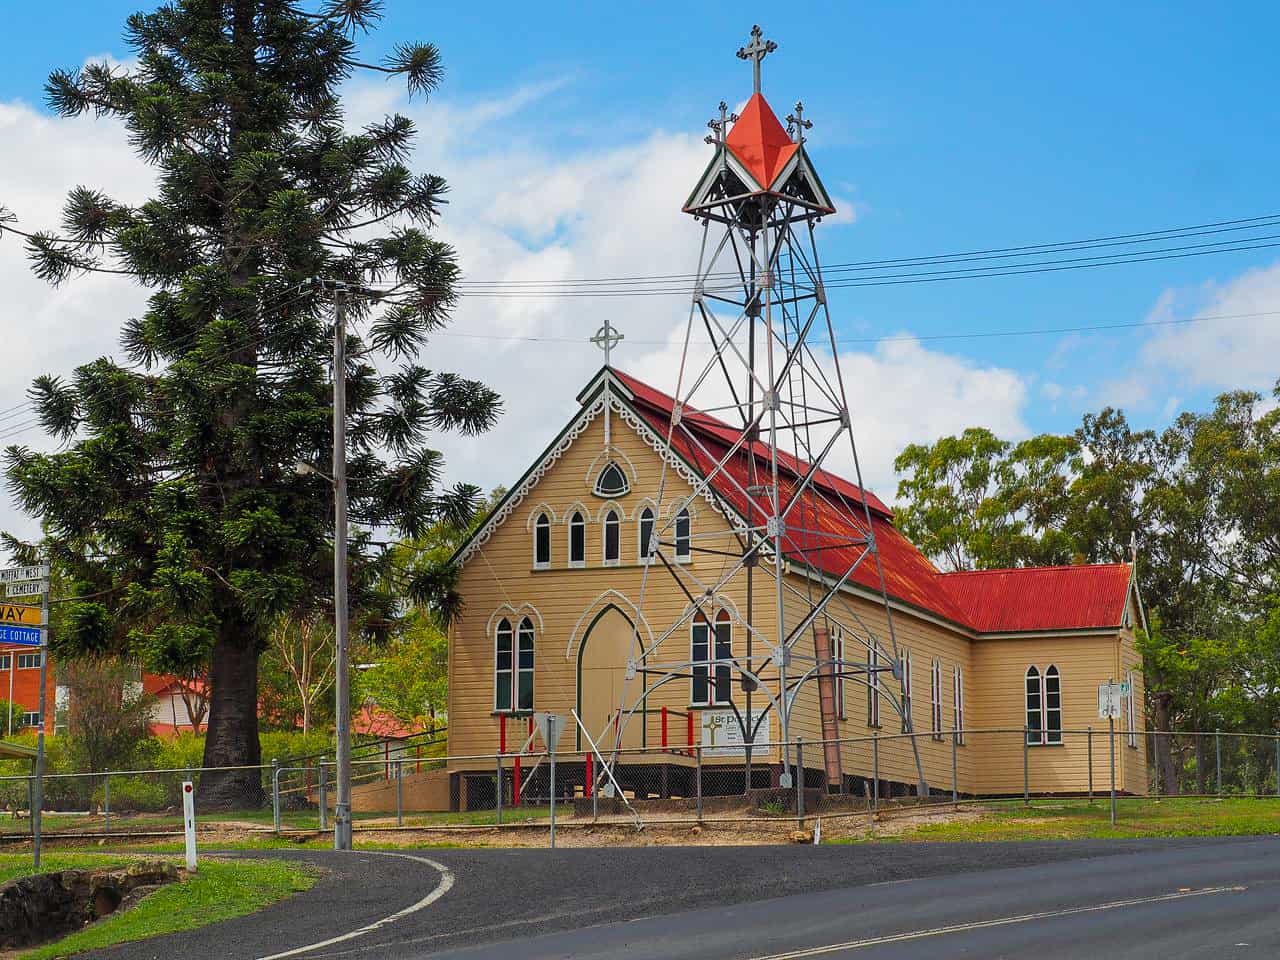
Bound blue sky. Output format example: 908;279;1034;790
0;1;1277;531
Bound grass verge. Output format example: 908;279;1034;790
0;853;315;958
829;797;1280;843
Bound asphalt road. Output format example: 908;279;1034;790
90;836;1280;959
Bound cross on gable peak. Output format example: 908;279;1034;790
705;100;740;145
786;101;813;144
735;25;778;95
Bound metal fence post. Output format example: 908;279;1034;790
872;733;879;812
695;745;703;823
1215;729;1223;796
951;731;958;804
796;738;805;819
1109;723;1117;825
496;753;504;826
272;758;281;834
396;759;404;828
548;721;557;850
318;756;328;832
1023;725;1030;806
103;773;111;835
1087;727;1094;802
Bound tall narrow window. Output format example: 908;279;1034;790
569;511;586;567
495;618;513;711
1126;670;1137;748
602;509;620;565
900;650;913;732
691;613;710;706
867;645;881;728
516;617;535;711
533;513;551;569
832;627;845;719
638;507;655;563
1044;665;1062;745
930;658;943;740
953;665;965;745
675;508;691;560
713;609;733;705
1025;666;1042;745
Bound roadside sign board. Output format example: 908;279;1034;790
1098;682;1129;719
0;565;49;584
0;604;42;626
5;580;48;599
534;712;569;753
0;625;41;647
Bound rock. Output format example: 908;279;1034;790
790;829;814;843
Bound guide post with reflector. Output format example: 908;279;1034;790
182;781;197;872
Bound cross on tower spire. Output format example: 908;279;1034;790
786;101;813;144
705;100;739;145
736;24;777;95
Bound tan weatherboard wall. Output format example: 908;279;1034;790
969;627;1146;796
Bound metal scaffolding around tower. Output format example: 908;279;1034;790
608;25;928;796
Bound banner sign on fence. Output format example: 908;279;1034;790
0;565;49;584
0;624;41;647
701;709;772;756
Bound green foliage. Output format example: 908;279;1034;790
2;1;501;794
355;616;447;726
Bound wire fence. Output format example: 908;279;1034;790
2;726;1278;844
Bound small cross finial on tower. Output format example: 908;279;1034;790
786;101;813;144
705;100;740;145
591;317;624;367
736;25;777;95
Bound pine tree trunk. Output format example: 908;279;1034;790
199;623;263;809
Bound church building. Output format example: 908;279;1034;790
442;27;1147;810
442;367;1148;807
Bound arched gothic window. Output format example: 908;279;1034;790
638;507;655;563
594;461;629;497
1025;665;1062;745
495;618;514;711
516;617;535;711
674;507;691;560
602;509;620;565
691;609;733;706
533;512;551;569
569;511;586;567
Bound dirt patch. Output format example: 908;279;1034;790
0;861;182;950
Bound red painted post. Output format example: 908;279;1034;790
687;712;695;755
585;751;594;798
513;755;522;806
661;706;669;749
499;714;507;755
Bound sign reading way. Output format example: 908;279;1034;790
0;603;42;626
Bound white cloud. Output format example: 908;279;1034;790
1138;258;1280;392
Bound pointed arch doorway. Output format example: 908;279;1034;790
576;604;646;752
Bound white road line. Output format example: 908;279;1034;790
747;885;1247;960
256;852;456;960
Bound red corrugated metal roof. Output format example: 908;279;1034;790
610;369;1130;634
939;564;1132;633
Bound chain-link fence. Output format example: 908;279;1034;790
3;727;1278;846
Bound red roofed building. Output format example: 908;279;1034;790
441;367;1148;808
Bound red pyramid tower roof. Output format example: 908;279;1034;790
725;93;798;189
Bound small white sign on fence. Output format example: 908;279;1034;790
181;781;197;872
701;709;772;756
1098;682;1128;720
